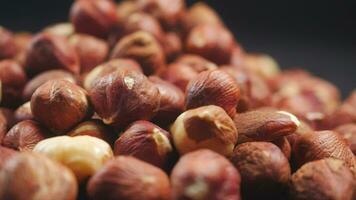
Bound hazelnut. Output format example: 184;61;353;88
241;53;280;80
171;105;237;156
69;34;109;74
175;54;218;72
334;123;356;154
161;32;182;62
111;31;166;75
114;120;173;169
33;135;113;182
2;120;50;151
22;69;76;101
234;109;300;143
0;60;27;108
0;108;15;142
0;26;17;59
293;130;356;172
231;142;291;199
186;24;235;65
68;119;115;146
43;22;75;37
171;149;241;200
248;72;273;108
83;58;142;90
136;0;185;29
290;158;355;200
31;80;92;133
272;136;292;160
185;69;240;117
87;156;171;200
181;2;223;34
0;146;17;169
89;68;160;128
230;46;246;68
70;0;118;38
14;102;34;123
116;1;140;21
149;76;185;125
24;33;80;75
0;152;78;200
13;32;33;65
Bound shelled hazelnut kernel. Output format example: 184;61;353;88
171;105;237;156
0;26;17;59
185;69;240;117
171;149;241;200
241;53;280;80
0;108;15;142
87;156;171;200
334;123;356;154
0;146;17;169
31;80;92;133
33;135;113;182
43;23;74;38
161;32;182;62
89;68;160;128
14;102;34;123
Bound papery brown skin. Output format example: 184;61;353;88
22;69;76;101
0;108;15;142
334;123;356;155
2;120;50;151
171;105;238;156
70;0;118;38
0;60;27;107
0;146;17;169
176;54;218;72
181;2;223;35
69;34;109;74
111;31;166;75
136;0;185;30
186;24;235;65
171;149;241;200
87;156;171;200
0;27;17;59
273;137;292;160
231;142;291;199
234;109;300;143
14;102;34;123
114;120;173;169
149;76;185;125
286;120;314;149
83;58;142;91
289;158;355;200
0;153;77;200
68;119;115;147
293;130;356;174
31;80;92;133
24;33;80;75
162;32;182;62
89;69;160;128
185;69;240;117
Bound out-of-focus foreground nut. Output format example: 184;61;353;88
171;105;237;156
0;60;27;107
33;135;113;182
89;68;160;128
70;0;118;38
290;158;355;200
0;152;77;200
293;130;356;173
24;33;80;75
186;24;235;65
87;156;171;200
234;109;300;143
0;146;17;169
231;142;291;199
68;119;115;146
69;34;109;74
2;120;50;151
111;31;165;75
31;80;92;133
0;26;17;59
22;69;76;101
171;149;241;200
334;123;356;155
14;102;34;123
114;120;173;169
185;69;240;117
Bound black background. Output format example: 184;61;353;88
0;0;355;97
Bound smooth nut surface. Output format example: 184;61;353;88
171;105;238;156
171;149;241;200
87;156;171;200
0;27;17;59
0;152;77;200
290;158;355;200
14;102;34;123
31;80;92;133
33;135;113;182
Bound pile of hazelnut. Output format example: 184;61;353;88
0;0;355;200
